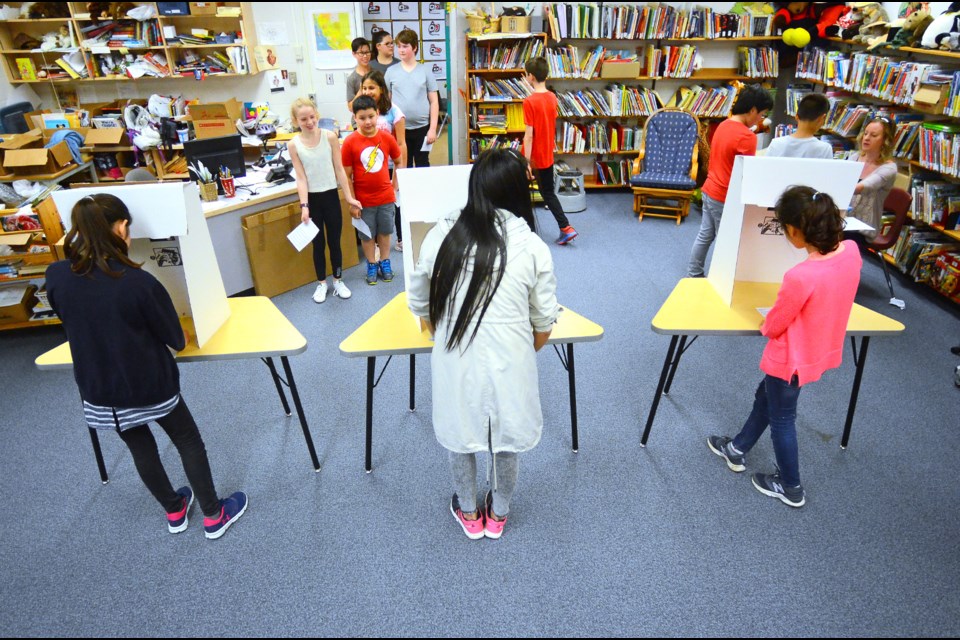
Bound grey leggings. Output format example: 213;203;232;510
448;451;519;518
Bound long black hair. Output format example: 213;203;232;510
429;148;535;350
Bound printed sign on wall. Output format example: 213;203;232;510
362;2;390;20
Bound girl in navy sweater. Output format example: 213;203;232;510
46;194;247;539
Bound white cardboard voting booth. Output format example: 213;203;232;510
51;183;230;347
708;156;863;306
396;164;473;327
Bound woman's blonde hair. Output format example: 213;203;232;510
858;117;894;163
290;97;318;124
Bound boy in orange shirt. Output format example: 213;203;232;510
523;56;579;245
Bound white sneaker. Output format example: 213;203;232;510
394;241;403;252
312;281;328;303
332;279;352;299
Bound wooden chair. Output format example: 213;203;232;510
629;108;700;225
869;187;912;310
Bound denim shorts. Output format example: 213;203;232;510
359;202;395;240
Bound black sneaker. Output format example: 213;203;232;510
707;435;745;472
752;471;806;508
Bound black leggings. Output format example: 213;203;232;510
404;125;431;169
535;166;570;231
308;189;343;280
117;397;221;517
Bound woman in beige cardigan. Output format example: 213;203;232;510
847;117;897;241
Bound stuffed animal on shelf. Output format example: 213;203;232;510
774;2;850;48
852;2;889;44
888;8;933;49
27;2;70;18
39;31;59;51
838;5;865;40
112;2;136;21
921;2;960;49
86;2;112;20
58;25;72;48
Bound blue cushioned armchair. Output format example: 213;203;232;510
629;108;700;224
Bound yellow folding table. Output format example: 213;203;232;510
340;292;604;472
644;278;905;448
36;297;319;482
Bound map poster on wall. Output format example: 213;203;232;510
312;11;356;69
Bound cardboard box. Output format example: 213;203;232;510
501;15;531;33
189;2;220;15
3;142;74;176
241;196;359;298
600;61;641;79
188;99;243;140
84;128;127;147
0;129;43;152
0;284;38;324
913;83;949;115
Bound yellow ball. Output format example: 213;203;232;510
793;29;811;48
782;28;797;47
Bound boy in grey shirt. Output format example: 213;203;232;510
765;93;833;159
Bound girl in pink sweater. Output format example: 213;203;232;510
707;186;862;507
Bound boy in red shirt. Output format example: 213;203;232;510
342;95;404;285
523;56;579;245
687;84;773;277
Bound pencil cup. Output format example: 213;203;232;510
198;181;218;202
221;176;236;198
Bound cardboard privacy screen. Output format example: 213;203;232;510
708;156;863;306
396;164;473;327
51;183;230;347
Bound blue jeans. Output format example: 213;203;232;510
732;374;803;487
687;192;724;277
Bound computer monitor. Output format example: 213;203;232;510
183;134;246;194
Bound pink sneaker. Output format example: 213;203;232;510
483;492;507;539
450;494;484;540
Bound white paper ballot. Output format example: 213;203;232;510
420;114;449;152
756;307;771;317
352;216;373;238
843;216;875;232
287;220;319;252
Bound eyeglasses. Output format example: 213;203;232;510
356;50;371;56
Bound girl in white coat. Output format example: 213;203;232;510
408;149;559;540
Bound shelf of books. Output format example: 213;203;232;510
0;2;257;83
792;45;960;304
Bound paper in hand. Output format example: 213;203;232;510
352;216;373;239
287;220;319;252
756;307;771;318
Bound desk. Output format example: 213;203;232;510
36;297;319;482
0;160;97;184
340;292;603;472
643;279;905;448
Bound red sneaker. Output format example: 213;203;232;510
450;494;484;540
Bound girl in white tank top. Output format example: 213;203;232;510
288;97;362;304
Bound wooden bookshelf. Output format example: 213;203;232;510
0;317;61;331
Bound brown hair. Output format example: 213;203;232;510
858;117;895;163
395;28;419;53
361;70;391;115
65;193;140;277
775;185;844;255
524;56;548;83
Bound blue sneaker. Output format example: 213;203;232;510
366;261;378;286
166;486;194;534
203;491;248;539
378;259;394;282
556;226;578;245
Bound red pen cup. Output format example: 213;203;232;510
221;176;236;198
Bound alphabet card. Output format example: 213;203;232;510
708;156;862;306
51;182;230;347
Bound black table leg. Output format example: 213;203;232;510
642;335;680;447
663;335;688;396
264;357;292;416
279;357;320;472
841;336;870;449
567;343;579;453
366;356;374;473
409;354;416;412
88;427;108;484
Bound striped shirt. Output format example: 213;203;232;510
82;394;180;431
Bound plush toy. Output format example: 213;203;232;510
112;2;136;20
58;25;72;48
39;31;59;51
775;2;850;48
27;2;70;18
888;9;933;48
921;2;960;49
86;2;111;20
838;5;865;40
852;3;889;44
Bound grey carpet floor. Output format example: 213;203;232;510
1;191;958;637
